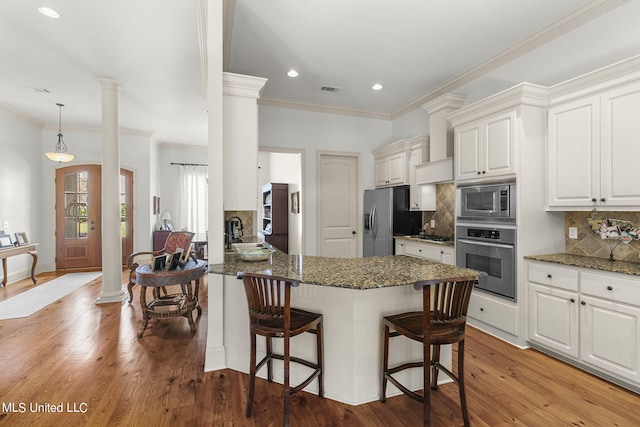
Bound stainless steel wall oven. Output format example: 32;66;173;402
456;224;517;301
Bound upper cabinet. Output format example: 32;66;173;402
223;73;268;211
374;150;406;187
548;80;640;210
453;110;516;181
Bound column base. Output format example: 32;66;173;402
95;289;128;305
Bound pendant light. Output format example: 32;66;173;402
45;103;75;163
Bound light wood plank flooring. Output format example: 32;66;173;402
1;272;639;426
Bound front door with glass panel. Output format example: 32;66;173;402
56;165;133;270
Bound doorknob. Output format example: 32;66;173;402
352;230;356;235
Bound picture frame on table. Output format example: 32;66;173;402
0;234;13;248
153;254;167;271
167;249;184;271
14;232;28;246
180;243;193;264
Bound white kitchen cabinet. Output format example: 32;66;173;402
223;73;267;210
407;136;432;210
467;291;518;336
580;271;640;384
453;110;516;181
373;137;428;189
394;239;405;255
527;261;580;358
547;80;640;210
401;239;455;265
526;260;640;389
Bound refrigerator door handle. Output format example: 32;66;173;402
371;205;377;240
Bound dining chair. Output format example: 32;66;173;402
237;272;324;427
381;277;476;427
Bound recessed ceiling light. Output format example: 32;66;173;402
372;83;383;91
38;7;60;18
287;69;299;78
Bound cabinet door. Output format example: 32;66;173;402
440;247;454;265
528;283;579;358
394;239;405;255
580;295;640;383
387;152;406;185
600;81;640;207
547;96;600;208
409;148;421;210
403;241;441;261
375;158;389;187
483;111;516;178
455;123;481;180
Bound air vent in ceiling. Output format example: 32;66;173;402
31;87;51;94
321;86;340;92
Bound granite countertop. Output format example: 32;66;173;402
394;235;455;247
525;253;640;277
210;243;476;290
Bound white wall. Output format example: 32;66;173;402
258;105;391;254
391;107;429;142
0;106;44;282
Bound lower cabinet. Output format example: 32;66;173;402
527;260;640;389
468;291;518;336
400;239;455;265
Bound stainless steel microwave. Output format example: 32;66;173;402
458;182;516;222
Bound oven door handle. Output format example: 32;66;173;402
456;239;514;249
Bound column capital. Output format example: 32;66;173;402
97;77;121;90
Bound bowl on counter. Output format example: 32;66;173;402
236;247;274;262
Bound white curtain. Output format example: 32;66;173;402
177;165;208;241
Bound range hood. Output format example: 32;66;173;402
416;94;466;184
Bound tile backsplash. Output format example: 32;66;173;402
224;211;254;237
421;182;455;238
565;211;640;262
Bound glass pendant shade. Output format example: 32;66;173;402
45;103;75;163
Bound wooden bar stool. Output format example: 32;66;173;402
237;272;324;427
381;277;476;426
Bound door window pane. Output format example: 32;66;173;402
64;171;89;239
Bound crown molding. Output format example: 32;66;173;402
42;124;154;138
447;83;549;127
0;102;44;127
258;96;392;120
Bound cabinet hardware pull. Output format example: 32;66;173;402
547;274;552;279
570;298;575;303
607;286;613;291
480;308;484;311
601;198;606;202
591;198;597;202
477;171;481;175
581;301;586;305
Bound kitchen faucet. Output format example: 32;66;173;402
225;216;244;250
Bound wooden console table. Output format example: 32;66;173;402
0;243;38;286
135;259;208;338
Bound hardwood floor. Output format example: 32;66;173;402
1;272;639;426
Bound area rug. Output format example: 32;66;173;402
0;272;102;320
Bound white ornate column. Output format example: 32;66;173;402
96;77;127;304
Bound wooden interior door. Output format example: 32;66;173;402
56;166;134;270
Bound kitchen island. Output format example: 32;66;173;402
210;245;477;405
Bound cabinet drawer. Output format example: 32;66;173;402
581;271;640;306
404;242;441;261
528;261;578;292
467;291;517;336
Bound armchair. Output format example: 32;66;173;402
126;231;195;303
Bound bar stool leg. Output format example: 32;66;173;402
458;341;470;427
316;322;324;398
246;332;257;417
431;344;441;390
380;323;390;403
266;337;273;382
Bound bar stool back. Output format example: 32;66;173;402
237;272;324;427
381;277;476;426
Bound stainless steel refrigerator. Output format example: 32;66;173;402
363;185;422;257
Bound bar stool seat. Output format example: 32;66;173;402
237;272;324;427
381;277;476;427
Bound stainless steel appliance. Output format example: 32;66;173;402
459;182;515;223
364;185;422;257
456;224;516;300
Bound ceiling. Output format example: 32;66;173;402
1;1;639;147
